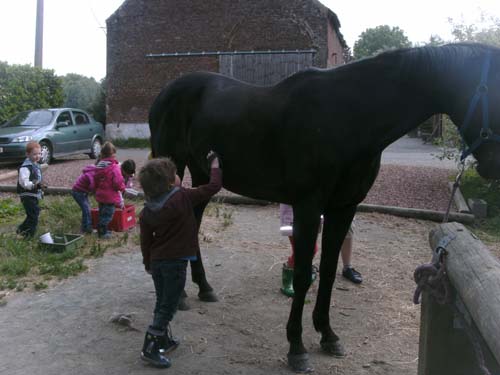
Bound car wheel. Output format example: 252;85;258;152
39;141;52;164
89;138;102;159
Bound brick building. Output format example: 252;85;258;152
106;0;347;138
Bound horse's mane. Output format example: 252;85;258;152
381;43;498;82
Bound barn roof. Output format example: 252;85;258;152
107;0;348;50
312;0;348;49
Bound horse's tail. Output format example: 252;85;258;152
148;78;194;174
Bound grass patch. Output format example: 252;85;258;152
0;195;136;292
39;259;87;278
0;194;231;293
0;198;23;224
0;257;31;277
33;281;48;290
459;168;500;240
112;137;150;149
38;196;82;234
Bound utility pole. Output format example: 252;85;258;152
34;0;44;68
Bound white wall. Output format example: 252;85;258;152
105;123;150;140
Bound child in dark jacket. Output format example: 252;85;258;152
71;165;97;233
94;142;125;239
119;159;136;204
121;159;136;188
138;152;222;368
16;141;45;238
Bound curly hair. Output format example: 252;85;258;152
139;157;177;198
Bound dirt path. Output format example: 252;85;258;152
0;205;436;375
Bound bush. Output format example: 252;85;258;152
460;168;500;239
0;62;63;124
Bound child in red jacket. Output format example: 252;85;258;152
93;142;125;239
138;152;221;368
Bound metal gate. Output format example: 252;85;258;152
219;50;315;85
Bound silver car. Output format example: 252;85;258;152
0;108;105;164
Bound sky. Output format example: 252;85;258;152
0;0;498;81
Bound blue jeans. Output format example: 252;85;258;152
98;203;115;236
18;196;40;238
151;259;188;330
72;190;91;231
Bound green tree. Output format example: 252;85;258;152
353;25;412;59
0;62;63;124
426;34;446;46
449;13;500;47
61;73;101;112
88;78;106;124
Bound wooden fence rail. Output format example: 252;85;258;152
419;222;500;375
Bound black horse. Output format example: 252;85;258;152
149;43;500;372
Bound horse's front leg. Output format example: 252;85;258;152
287;202;321;373
312;205;356;357
188;158;218;303
191;200;218;302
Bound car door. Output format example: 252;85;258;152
72;110;93;151
53;111;78;154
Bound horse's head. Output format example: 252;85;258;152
450;44;500;179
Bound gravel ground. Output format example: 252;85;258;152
0;151;457;212
364;165;454;211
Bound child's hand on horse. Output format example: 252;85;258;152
207;151;220;169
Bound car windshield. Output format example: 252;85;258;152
1;110;55;128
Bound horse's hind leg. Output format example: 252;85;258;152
312;204;356;357
286;199;321;373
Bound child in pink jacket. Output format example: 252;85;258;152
71;164;97;233
93;142;125;239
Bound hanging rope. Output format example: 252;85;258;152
443;160;466;223
413;235;454;305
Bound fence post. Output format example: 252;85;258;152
418;292;481;375
418;222;500;375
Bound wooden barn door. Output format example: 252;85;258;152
219;52;314;85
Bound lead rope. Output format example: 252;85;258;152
443;160;466;223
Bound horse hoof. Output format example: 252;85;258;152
198;290;218;302
321;339;345;357
177;298;190;311
287;353;314;373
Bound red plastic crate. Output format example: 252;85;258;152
91;204;136;232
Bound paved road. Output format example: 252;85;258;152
382;136;457;169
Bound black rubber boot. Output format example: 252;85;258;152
141;327;171;368
159;324;180;354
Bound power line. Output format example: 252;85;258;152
87;0;106;35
